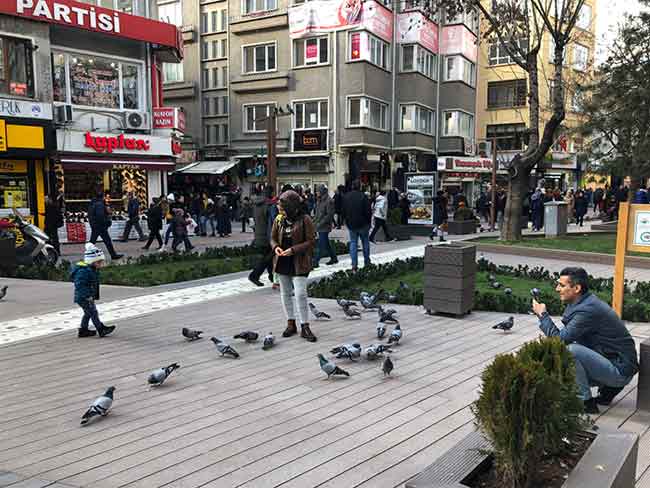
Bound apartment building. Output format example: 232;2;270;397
476;0;597;192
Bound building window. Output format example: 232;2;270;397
201;41;209;60
203;97;210;115
444;55;475;87
573;44;588;71
488;38;528;66
487;79;527;109
576;4;592;30
244;103;274;132
220;39;228;58
293;37;328;67
201;13;208;33
349;32;390;70
222;95;229;114
571;90;584;113
92;0;146;16
400;44;436;79
243;0;277;15
444;7;479;33
293;100;328;129
202;68;209;87
222;66;228;86
205;124;213;145
400;104;434;135
0;36;35;98
221;10;228;31
243;43;276;74
443;110;474;138
52;51;142;110
486;123;527;151
163;62;183;83
158;1;182;25
348;96;389;131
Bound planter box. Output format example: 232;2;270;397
447;220;479;235
404;430;638;488
424;243;476;316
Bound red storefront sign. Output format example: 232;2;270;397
153;107;186;132
6;0;183;60
84;132;150;153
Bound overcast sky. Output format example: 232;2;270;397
596;0;645;62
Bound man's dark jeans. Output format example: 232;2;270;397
89;227;118;258
250;245;274;282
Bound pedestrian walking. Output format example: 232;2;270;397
334;185;345;229
565;189;575;223
248;186;276;287
593;187;604;214
272;190;317;342
240;196;253;233
575;190;588;227
369;190;394;243
398;192;411;225
201;198;216;237
313;185;338;269
496;189;507;229
342;180;372;271
88;191;122;260
530;188;544;231
171;208;194;252
71;243;115;338
634;185;649;204
43;195;63;254
430;190;448;241
142;198;163;250
121;192;146;242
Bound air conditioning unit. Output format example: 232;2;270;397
463;138;475;156
478;141;492;158
54;104;73;125
124;111;151;131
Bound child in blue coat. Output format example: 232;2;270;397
71;243;115;338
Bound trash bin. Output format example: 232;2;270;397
544;201;568;238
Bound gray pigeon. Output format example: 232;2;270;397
330;343;362;361
233;331;259;342
378;306;399;324
382;356;394;376
147;363;180;387
182;327;202;341
337;298;357;309
399;281;409;291
0;285;7;300
80;386;115;425
365;344;393;360
211;337;240;358
376;322;387;339
318;354;349;379
342;304;362;319
262;332;275;350
492;316;514;332
388;324;402;344
309;303;331;320
360;289;383;309
504;287;513;295
491;281;502;289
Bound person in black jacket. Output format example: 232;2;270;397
342;180;372;271
142;198;163;250
121;192;146;242
43;196;63;253
88;191;122;260
334;185;345;229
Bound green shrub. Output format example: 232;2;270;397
472;337;586;488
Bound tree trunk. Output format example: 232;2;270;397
501;168;529;241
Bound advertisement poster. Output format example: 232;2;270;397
289;0;393;42
634;211;650;246
440;25;477;62
397;12;438;53
406;172;436;225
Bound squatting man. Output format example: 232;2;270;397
532;267;639;414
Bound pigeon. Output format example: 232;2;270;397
387;293;397;303
80;386;115;425
360;289;384;309
309;303;331;320
147;363;180;387
365;344;393;360
262;332;275;350
342;304;362;319
0;285;7;300
337;298;357;309
318;354;350;379
491;281;502;289
398;281;409;291
330;343;362;361
376;322;387;339
211;337;240;358
388;324;402;344
488;274;496;282
378;306;399;324
182;327;203;341
382;356;394;376
492;316;514;332
233;331;259;342
504;287;513;295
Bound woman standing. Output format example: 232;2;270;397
272;190;317;342
574;190;588;227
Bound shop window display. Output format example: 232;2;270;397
0;175;29;211
0;35;35;98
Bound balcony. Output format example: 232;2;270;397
230;10;288;34
230;72;290;92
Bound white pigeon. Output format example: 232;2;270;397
365;344;393;360
147;363;180;387
388;324;402;345
80;387;115;426
262;332;275;350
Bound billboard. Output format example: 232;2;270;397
289;0;393;42
440;25;477;62
406;172;436;225
397;12;438;53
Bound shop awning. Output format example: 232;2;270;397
177;160;239;175
59;157;177;171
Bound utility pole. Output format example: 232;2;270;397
267;110;277;194
490;137;498;231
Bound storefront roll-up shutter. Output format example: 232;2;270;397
176;160;239;175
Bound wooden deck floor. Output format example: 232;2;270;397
0;292;649;488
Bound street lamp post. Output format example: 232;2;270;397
256;105;293;194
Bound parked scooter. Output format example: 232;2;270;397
3;209;59;266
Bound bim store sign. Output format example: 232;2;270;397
293;129;327;152
56;130;177;156
2;0;183;61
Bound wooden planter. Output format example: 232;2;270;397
404;429;638;488
423;243;476;316
447;220;479;235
